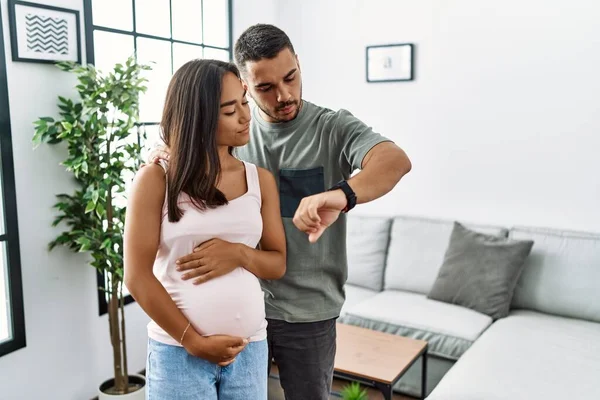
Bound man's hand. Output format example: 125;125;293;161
184;331;248;366
142;144;170;167
293;189;347;243
176;239;243;284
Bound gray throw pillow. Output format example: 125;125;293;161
427;222;534;320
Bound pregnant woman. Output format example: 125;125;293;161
124;59;286;399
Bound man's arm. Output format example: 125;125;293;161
293;142;411;243
348;141;411;203
293;109;411;243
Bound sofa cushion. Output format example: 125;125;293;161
510;227;600;323
427;310;600;400
339;284;379;320
346;215;392;291
384;216;508;294
342;290;492;360
428;222;533;320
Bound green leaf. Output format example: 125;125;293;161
340;382;368;400
85;200;95;214
75;236;91;252
56;61;75;72
48;240;59;251
51;215;67;227
95;202;105;218
92;190;99;204
32;131;43;148
46;124;58;137
61;121;73;131
56;129;69;139
81;161;89;174
79;242;91;252
100;238;112;249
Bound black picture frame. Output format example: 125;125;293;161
366;43;415;83
8;0;81;64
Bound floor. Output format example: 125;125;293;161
268;365;417;400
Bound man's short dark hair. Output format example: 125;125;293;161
234;24;295;73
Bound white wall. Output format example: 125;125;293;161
232;0;278;41
276;0;600;232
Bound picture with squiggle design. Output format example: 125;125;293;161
9;1;81;64
25;14;69;55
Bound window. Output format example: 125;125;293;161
0;5;25;357
83;0;233;315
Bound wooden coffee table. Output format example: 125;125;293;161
334;323;428;400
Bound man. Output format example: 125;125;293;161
171;24;411;399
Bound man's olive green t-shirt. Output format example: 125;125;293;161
235;101;391;323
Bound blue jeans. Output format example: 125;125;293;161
146;338;268;400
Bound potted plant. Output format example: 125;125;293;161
33;56;151;398
340;381;369;400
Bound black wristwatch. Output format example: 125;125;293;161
328;180;357;213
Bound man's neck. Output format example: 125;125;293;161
258;107;277;123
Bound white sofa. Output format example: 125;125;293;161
339;215;600;399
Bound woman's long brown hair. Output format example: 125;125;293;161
160;59;240;222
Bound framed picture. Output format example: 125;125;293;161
366;43;414;83
8;0;81;64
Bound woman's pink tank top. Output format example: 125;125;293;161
147;161;267;346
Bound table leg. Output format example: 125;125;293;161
421;347;428;400
374;382;393;400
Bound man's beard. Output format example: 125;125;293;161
253;86;303;123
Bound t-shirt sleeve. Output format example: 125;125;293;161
332;109;392;174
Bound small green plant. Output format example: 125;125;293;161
340;381;369;400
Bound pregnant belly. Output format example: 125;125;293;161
169;267;266;339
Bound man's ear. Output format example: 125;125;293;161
242;80;255;100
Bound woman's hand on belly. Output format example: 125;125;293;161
184;329;248;366
177;238;242;284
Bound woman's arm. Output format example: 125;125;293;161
124;165;247;365
176;167;286;283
